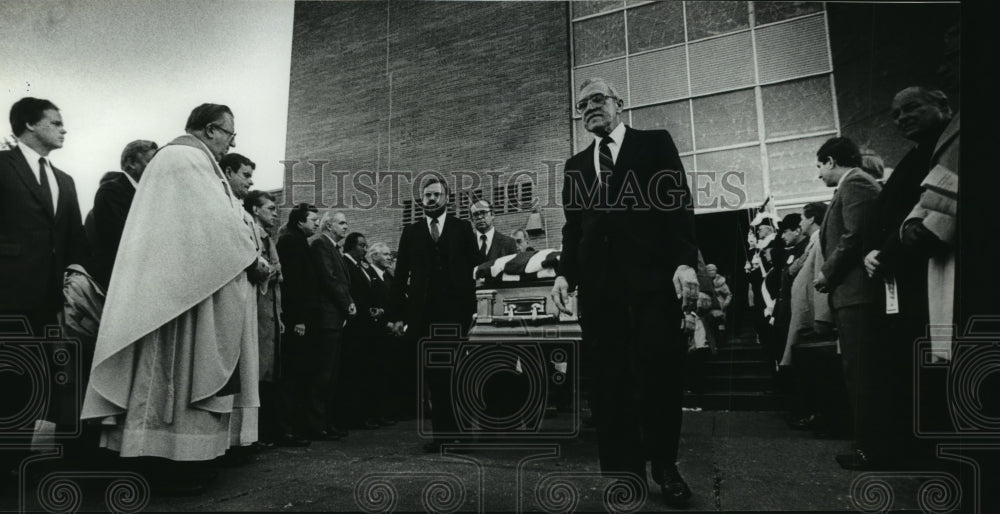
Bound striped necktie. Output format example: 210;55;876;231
598;136;614;185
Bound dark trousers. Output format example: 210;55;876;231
278;330;312;435
310;329;344;432
791;342;850;429
834;304;899;458
582;286;686;478
387;336;418;419
337;329;378;425
413;312;471;441
259;380;291;439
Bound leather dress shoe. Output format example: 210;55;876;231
326;426;349;438
654;465;692;508
307;429;343;441
788;414;816;430
152;480;205;497
274;433;311;447
422;439;471;454
836;449;878;470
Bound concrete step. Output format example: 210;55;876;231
702;374;773;392
683;391;789;411
703;359;775;377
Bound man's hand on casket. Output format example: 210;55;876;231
673;265;699;312
551;276;574;315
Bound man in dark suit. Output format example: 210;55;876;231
0;97;89;330
276;203;329;441
308;211;355;439
0;97;89;474
812;137;883;470
366;242;400;424
550;78;700;507
341;232;384;429
470;199;518;261
91;140;157;291
388;176;483;452
861;87;955;467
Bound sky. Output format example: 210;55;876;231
1;0;295;215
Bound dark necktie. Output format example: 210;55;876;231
479;234;488;257
598;136;614;185
38;158;55;216
430;218;440;242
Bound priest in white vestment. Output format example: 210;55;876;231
81;104;261;462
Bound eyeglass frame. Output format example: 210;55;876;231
575;93;620;114
470;209;493;219
210;123;237;140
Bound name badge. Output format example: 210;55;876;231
885;278;899;314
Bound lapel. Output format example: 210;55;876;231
820;190;838;255
437;214;455;246
614;126;639;175
10;147;55;220
931;113;959;163
576;139;598;185
52;165;73;220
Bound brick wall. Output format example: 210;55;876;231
283;1;572;251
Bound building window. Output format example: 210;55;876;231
492;182;534;216
570;1;838;213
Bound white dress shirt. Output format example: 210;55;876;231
18;141;60;212
477;226;495;254
425;211;447;234
591;122;626;184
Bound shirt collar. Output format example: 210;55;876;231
17;140;44;173
426;211;447;231
119;170;139;188
477;226;495;241
324;233;342;249
593;121;626;146
371;265;386;280
837;167;859;188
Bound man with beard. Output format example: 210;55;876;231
388;176;482;453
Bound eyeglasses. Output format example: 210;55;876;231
471;210;492;219
575;93;618;114
211;124;236;140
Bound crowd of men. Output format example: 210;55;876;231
0;78;958;505
0;97;547;496
746;86;959;471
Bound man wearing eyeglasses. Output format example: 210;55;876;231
551;78;700;507
470;199;518;262
81;103;259;494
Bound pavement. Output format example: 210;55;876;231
1;410;979;512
